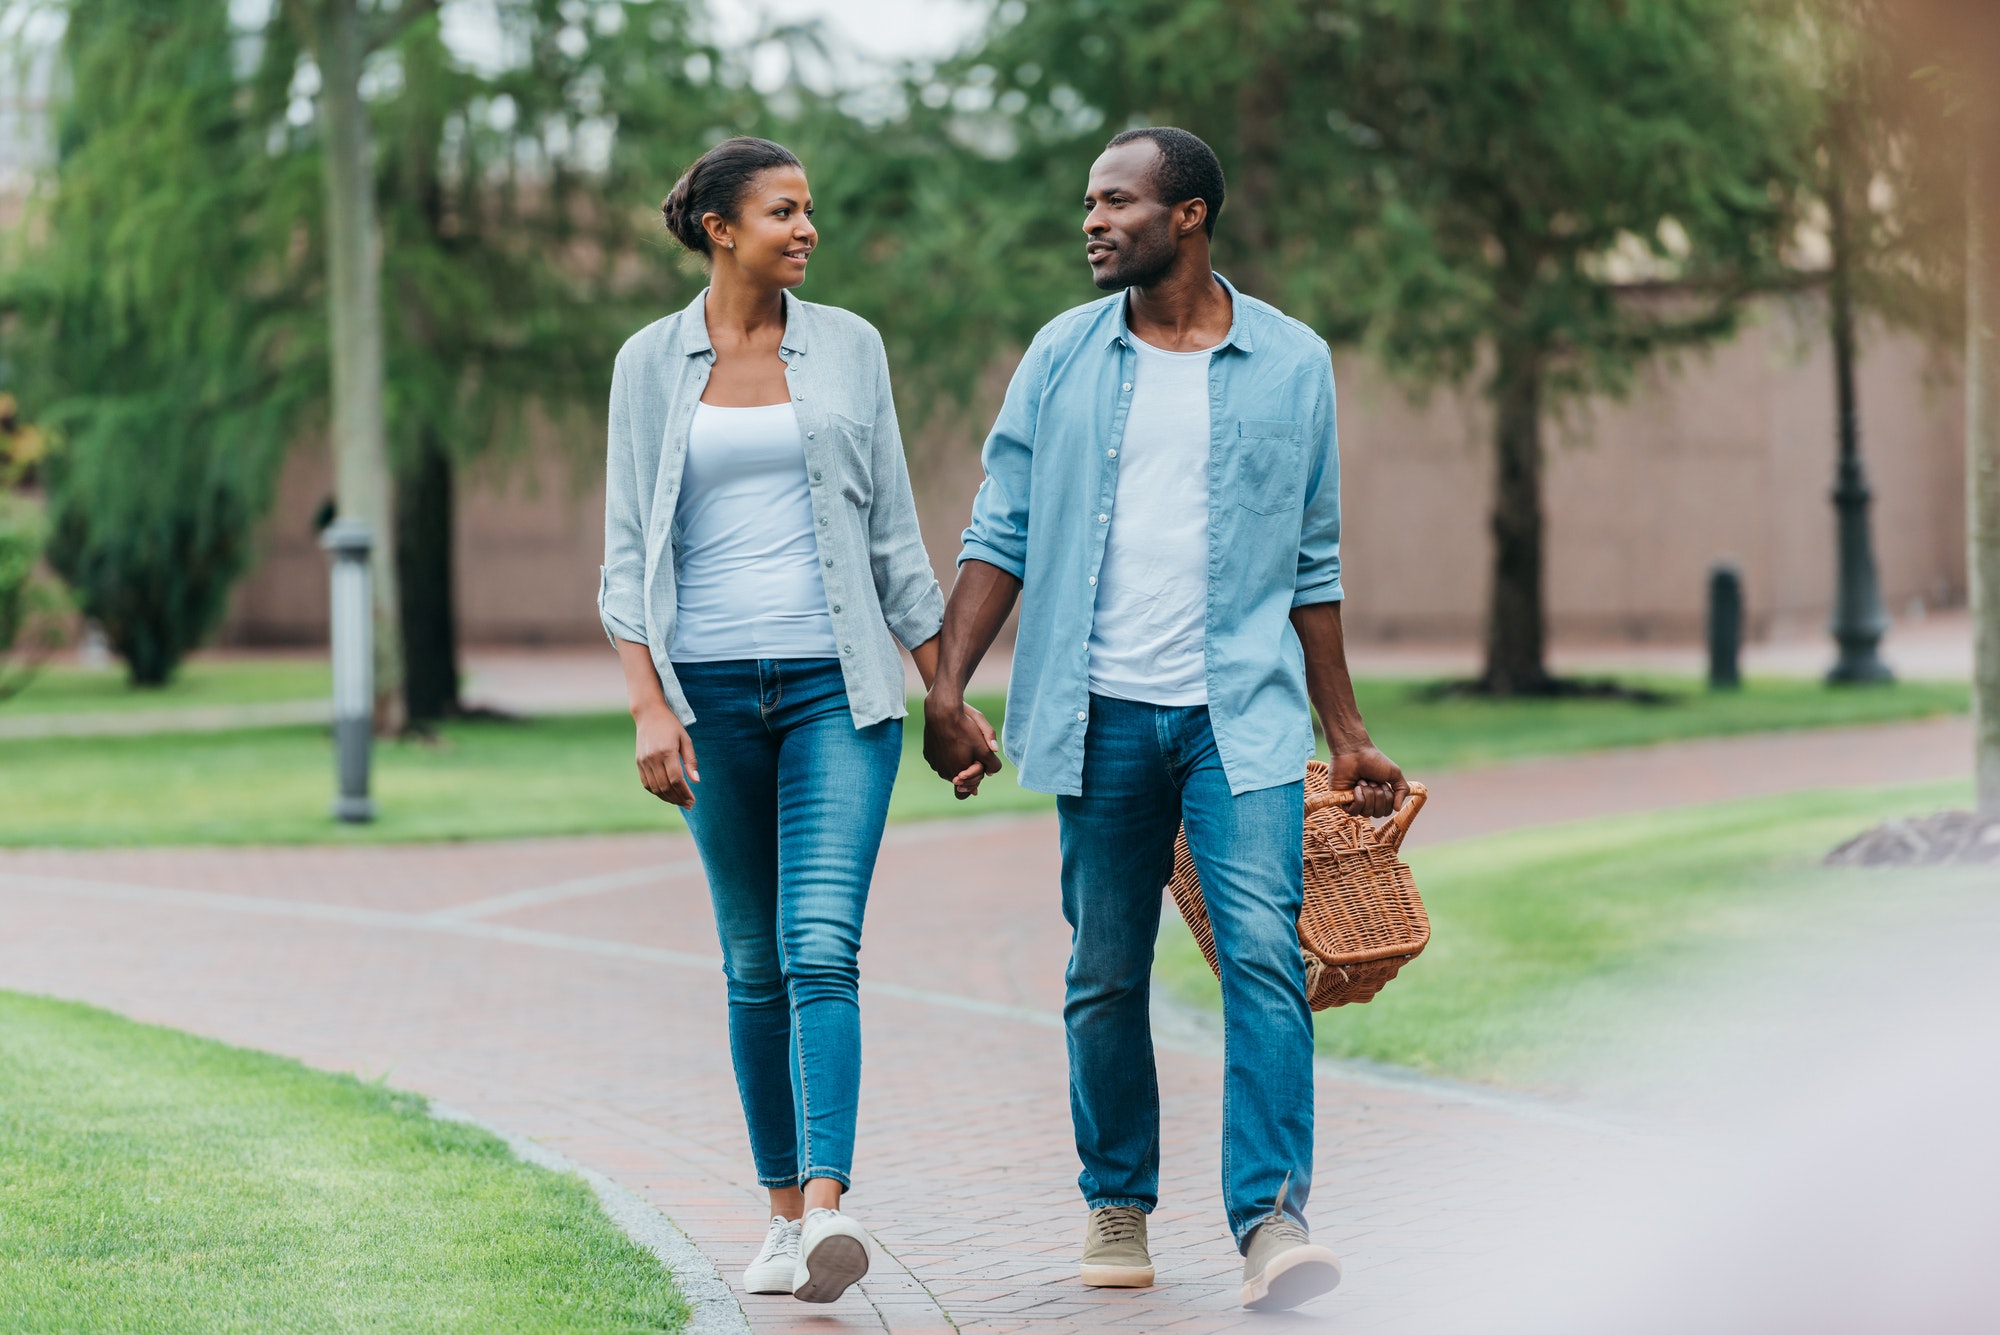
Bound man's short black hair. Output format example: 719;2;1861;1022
1105;126;1226;238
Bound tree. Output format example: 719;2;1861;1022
925;0;1811;693
277;0;441;732
363;0;722;721
0;0;315;686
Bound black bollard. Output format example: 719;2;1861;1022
1707;563;1743;691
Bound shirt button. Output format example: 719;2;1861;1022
1088;576;1097;586
795;394;805;401
843;644;854;655
1122;382;1132;392
832;603;842;613
812;470;823;481
1108;449;1117;458
807;431;816;440
1077;710;1087;721
825;558;833;567
1097;513;1108;523
818;516;828;525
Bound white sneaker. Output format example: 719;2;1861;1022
792;1207;870;1303
743;1215;802;1295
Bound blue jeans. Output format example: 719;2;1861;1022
1058;694;1314;1248
674;658;902;1190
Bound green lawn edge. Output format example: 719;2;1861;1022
0;992;687;1334
1155;778;1980;1092
0;676;1969;847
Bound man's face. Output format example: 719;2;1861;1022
1082;141;1185;291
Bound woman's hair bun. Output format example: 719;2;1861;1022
661;171;702;252
658;137;804;257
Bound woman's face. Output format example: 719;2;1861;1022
706;165;816;289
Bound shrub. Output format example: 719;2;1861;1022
42;425;262;688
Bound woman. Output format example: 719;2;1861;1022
599;137;989;1304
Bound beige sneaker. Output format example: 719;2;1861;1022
1079;1205;1155;1287
1239;1213;1341;1311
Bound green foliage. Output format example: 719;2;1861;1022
41;430;266;687
0;991;687;1332
1799;0;1964;342
937;0;1811;389
0;500;40;654
3;0;315;686
0;491;71;708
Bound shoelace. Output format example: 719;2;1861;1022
1094;1207;1145;1247
1254;1213;1308;1249
762;1217;801;1260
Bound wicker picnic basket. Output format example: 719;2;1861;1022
1167;761;1430;1010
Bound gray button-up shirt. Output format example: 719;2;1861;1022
600;289;944;728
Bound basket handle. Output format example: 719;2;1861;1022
1311;781;1429;854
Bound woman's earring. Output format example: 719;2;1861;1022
726;241;735;249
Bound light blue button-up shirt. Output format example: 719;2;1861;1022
960;276;1345;798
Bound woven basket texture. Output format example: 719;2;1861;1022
1167;761;1430;1010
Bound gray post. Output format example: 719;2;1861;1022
321;519;376;823
1708;563;1743;691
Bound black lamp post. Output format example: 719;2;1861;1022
1824;153;1894;686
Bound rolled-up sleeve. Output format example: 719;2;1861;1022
598;351;650;645
1292;354;1344;607
866;335;945;649
958;337;1046;579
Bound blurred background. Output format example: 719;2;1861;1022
3;5;1998;1329
0;0;1994;839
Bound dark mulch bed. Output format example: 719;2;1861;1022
1420;676;1675;704
1825;810;2000;867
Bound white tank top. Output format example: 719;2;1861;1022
669;402;839;662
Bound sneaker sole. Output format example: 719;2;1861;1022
1240;1244;1342;1312
743;1259;798;1295
794;1233;869;1303
1079;1262;1155;1287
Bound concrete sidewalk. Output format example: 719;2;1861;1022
0;716;1973;1333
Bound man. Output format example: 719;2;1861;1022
922;127;1408;1312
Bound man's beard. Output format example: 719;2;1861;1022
1090;215;1178;291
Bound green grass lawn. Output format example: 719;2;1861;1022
1154;779;1981;1090
0;992;684;1333
1;658;330;716
1347;674;1966;772
0;676;1968;846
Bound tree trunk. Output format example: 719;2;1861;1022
1482;337;1551;693
1969;112;2000;814
312;0;403;733
1229;46;1285;301
396;429;458;724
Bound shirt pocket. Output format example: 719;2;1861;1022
1234;419;1303;514
826;412;874;509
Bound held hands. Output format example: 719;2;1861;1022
924;694;1003;799
634;702;699;808
1327;743;1409;819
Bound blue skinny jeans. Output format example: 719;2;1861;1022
1058;693;1315;1248
674;658;901;1191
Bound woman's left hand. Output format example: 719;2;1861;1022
952;703;999;797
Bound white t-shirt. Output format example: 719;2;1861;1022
669;402;840;662
1087;338;1217;705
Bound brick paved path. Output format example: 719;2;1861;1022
0;718;1969;1333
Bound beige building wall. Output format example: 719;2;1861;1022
222;301;1966;649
